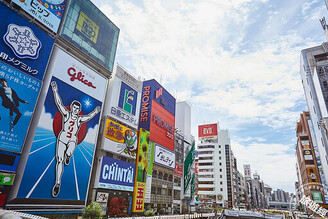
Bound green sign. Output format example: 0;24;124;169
312;191;323;203
147;141;155;175
184;141;195;193
0;174;14;185
190;173;195;200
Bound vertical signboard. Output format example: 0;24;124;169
139;79;176;151
132;128;149;212
190;173;195;200
0;3;54;153
101;118;138;158
17;47;106;201
144;140;154;203
243;164;251;179
184;141;195;194
11;0;67;33
60;0;119;72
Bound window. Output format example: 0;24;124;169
169;174;173;181
220;169;222;172
163;173;168;181
219;162;222;166
220;175;222;178
219;151;221;154
157;187;161;195
162;188;167;196
153;170;157;178
158;172;163;180
219;157;221;160
151;187;156;194
220;181;223;185
220;188;223;191
168;189;172;196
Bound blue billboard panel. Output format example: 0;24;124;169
17;48;107;201
139;79;176;131
0;2;54;81
118;82;138;116
98;157;135;192
0;62;41;152
60;0;119;72
11;0;67;33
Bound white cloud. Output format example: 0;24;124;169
23;111;33;117
38;106;53;131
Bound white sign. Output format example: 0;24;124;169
96;192;109;203
154;144;175;169
49;47;107;101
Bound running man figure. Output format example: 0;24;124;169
50;81;100;197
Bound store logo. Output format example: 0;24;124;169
67;67;96;89
3;24;42;59
76;11;99;44
101;162;134;184
119;82;137;115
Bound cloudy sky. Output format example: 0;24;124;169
91;0;327;192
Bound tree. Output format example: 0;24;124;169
82;201;104;219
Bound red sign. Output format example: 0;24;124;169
195;162;199;174
150;100;175;150
198;124;218;138
174;163;183;176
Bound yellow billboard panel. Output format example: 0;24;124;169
132;182;146;212
76;11;99;44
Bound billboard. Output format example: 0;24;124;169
105;66;142;129
0;3;54;153
101;118;138;158
60;0;119;72
139;79;176;131
198;123;218;139
132;128;149;212
17;47;106;202
11;0;66;33
184;141;195;194
150;101;175;150
174;163;183;177
243;164;251;179
154;143;175;169
144;140;154;203
98;156;135;192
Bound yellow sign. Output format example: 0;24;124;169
104;118;130;143
132;182;146;212
76;11;99;44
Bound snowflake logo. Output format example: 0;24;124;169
3;24;42;59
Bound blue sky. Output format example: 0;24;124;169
92;0;328;192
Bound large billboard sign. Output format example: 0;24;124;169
11;0;66;33
98;156;135;192
101;118;138;158
184;141;195;194
144;140;154;203
154;143;175;169
105;65;142;129
174;163;183;177
198;123;218;139
60;0;119;72
132;128;149;213
0;3;54;153
139;79;176;150
17;47;106;202
243;164;251;179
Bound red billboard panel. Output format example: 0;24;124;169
150;100;175;150
198;123;218;138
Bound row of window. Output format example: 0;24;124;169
153;170;173;181
151;187;172;196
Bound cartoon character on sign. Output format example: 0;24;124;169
123;130;137;156
50;81;100;197
0;78;29;132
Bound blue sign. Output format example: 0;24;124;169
0;62;41;153
0;3;54;81
99;156;135;192
139;79;176;131
118;82;138;116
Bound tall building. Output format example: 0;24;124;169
295;111;325;204
197;123;233;208
300;44;328;203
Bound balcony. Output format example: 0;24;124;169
198;184;215;188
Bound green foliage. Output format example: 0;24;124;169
145;210;155;216
82;201;104;219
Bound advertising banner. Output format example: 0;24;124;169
195;162;199;174
306;166;319;183
312;192;323;203
174;163;183;177
198;123;218;139
190;173;195;200
154;143;175;169
132;128;149;212
184;141;195;194
105;65;142;129
102;118;138;158
0;3;54;153
17;47;106;201
0;173;15;185
98;156;135;192
243;164;251;179
144;141;154;203
11;0;66;33
60;0;119;72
